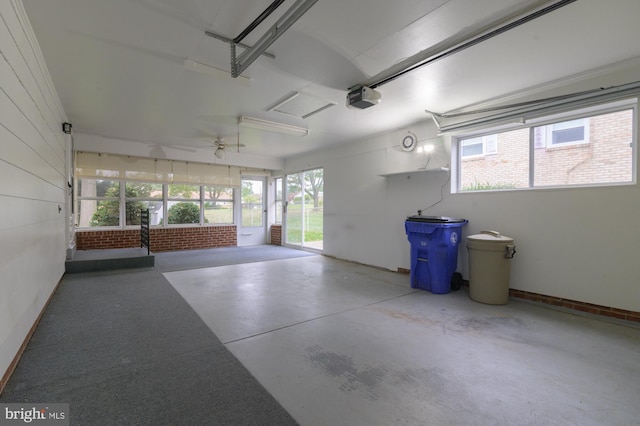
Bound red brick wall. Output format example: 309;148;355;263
270;224;282;245
461;128;530;189
535;110;633;185
76;229;140;249
76;226;237;252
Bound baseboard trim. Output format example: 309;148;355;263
457;280;640;323
509;288;640;323
0;278;62;396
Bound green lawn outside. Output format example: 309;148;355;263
286;203;323;243
203;204;323;244
204;207;233;224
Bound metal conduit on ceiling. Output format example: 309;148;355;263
362;0;578;91
358;0;577;91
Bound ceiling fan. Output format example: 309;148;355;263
208;136;245;159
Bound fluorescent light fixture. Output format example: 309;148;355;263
238;116;309;136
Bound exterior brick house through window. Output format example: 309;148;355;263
457;100;635;192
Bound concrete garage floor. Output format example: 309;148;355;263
164;255;640;426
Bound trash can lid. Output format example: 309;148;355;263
406;215;467;223
467;230;514;243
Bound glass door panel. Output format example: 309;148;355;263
239;177;266;246
285;168;323;250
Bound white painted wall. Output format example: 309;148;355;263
0;1;67;381
284;67;640;313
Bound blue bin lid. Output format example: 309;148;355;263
406;215;466;223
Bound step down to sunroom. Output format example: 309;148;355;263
65;248;155;273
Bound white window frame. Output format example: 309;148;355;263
454;98;637;193
166;183;203;226
124;181;164;227
534;118;590;149
274;177;283;224
75;179;121;228
460;134;498;158
75;179;237;229
203;185;235;225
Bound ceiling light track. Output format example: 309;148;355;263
354;0;577;92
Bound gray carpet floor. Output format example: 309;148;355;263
154;245;317;273
1;267;299;425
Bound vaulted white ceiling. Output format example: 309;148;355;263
22;0;640;166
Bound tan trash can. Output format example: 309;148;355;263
466;230;516;305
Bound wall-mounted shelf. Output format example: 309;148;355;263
379;166;450;177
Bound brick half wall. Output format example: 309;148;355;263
76;226;237;252
270;224;282;245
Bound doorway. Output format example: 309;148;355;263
285;168;323;251
238;177;266;246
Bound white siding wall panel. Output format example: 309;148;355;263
0;161;64;204
0;1;65;143
0;1;66;382
0;121;64;192
0;80;65;177
0;197;55;231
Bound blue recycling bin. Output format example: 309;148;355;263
405;215;468;294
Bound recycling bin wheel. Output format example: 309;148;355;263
450;272;463;291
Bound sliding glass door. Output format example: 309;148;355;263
285;168;323;250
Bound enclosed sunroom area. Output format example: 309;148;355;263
2;0;640;424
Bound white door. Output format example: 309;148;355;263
238;177;266;246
